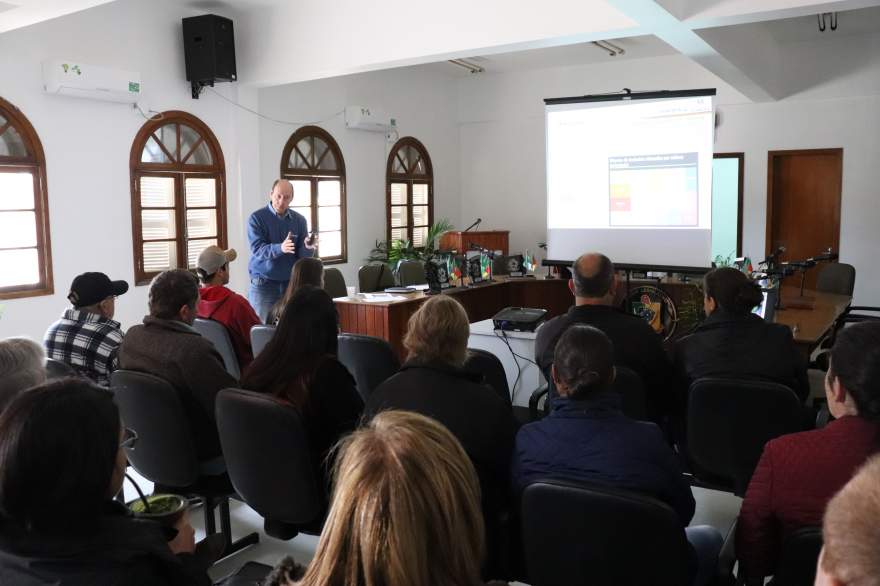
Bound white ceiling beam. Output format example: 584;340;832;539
607;0;781;101
681;0;880;29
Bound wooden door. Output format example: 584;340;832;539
766;149;842;290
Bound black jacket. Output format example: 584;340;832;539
535;304;674;419
364;361;517;508
0;502;210;586
673;311;809;401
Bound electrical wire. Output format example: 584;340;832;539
493;329;539;402
134;102;164;121
205;87;343;127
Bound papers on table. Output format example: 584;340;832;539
359;293;407;303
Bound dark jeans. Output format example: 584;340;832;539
248;277;286;324
686;525;724;586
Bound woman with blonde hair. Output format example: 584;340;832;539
269;257;325;325
266;410;506;586
364;294;515;575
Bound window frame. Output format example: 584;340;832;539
129;111;227;286
386;136;434;247
279;125;348;264
0;96;53;300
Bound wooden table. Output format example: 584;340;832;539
774;286;851;355
335;277;571;359
335;279;850;361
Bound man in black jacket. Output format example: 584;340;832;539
535;252;674;421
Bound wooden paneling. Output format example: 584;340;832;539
439;230;510;255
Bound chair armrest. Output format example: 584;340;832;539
529;383;549;420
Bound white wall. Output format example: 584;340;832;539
257;67;462;287
0;0;261;341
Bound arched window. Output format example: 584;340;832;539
280;126;347;263
386;137;433;247
0;96;52;299
130;111;226;285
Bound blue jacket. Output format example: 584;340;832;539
512;392;695;526
247;204;313;282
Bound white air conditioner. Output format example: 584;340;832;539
345;106;396;132
42;59;142;104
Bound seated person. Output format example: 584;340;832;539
241;286;363;494
0;337;45;413
674;267;808;401
118;269;237;474
44;271;129;386
535;252;673;421
816;455;880;586
0;379;210;586
195;246;262;370
736;321;880;584
269;256;324;325
514;324;721;586
266;410;508;586
364;295;516;572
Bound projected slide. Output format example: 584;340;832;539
608;153;699;227
544;93;715;267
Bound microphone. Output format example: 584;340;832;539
463;218;482;232
810;249;839;262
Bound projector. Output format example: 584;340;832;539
492;307;548;333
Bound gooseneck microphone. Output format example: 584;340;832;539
463;218;482;232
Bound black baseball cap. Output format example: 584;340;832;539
68;272;129;307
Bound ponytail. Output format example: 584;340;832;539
704;267;762;316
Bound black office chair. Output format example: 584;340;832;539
249;325;275;358
323;267;348;298
216;388;324;540
816;262;855;297
812;305;880;370
110;370;258;557
395;259;427;286
192;318;241;379
337;333;400;401
465;348;511;406
45;358;76;379
528;366;647;421
357;264;394;293
687;377;803;495
771;526;823;586
521;478;690;586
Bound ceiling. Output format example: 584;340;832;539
760;4;880;42
0;0;118;34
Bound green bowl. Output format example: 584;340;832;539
128;493;188;526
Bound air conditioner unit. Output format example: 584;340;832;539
42;59;142;104
345;106;396;132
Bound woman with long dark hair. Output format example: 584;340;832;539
0;379;209;585
673;267;808;400
242;286;363;491
269;257;325;325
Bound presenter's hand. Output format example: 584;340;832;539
305;232;319;250
281;231;296;254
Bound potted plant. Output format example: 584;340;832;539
366;219;455;268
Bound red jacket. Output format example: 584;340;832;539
736;415;880;579
196;285;261;370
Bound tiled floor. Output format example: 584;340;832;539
125;470;743;585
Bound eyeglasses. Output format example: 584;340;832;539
120;427;138;449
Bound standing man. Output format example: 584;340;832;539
247;179;318;322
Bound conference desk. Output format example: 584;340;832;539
334;279;850;361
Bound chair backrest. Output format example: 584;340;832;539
192;318;241;379
465;348;511;405
323;267;348;298
357;264;394;293
687;377;803;494
772;526;823;586
216;388;322;527
337;333;400;401
614;366;648;421
45;358;76;379
250;325;276;358
816;262;856;296
111;370;199;488
521;478;690;586
396;259;427;286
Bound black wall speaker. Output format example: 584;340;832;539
182;14;237;98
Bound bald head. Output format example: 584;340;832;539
270;179;294;215
571;253;615;300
